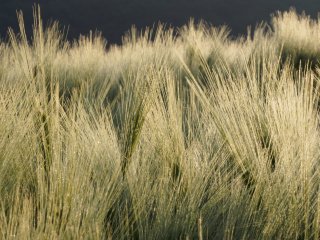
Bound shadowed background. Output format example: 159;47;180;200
0;0;319;44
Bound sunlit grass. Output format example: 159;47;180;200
1;6;320;239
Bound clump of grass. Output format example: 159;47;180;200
1;5;320;239
272;9;320;69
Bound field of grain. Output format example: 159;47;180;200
1;7;320;239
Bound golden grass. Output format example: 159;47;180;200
0;6;320;239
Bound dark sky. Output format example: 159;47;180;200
0;0;319;44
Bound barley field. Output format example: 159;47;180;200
1;7;320;239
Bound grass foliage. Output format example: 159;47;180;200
1;6;320;239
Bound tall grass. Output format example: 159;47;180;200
272;9;320;68
1;6;320;239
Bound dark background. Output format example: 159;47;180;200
0;0;319;44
